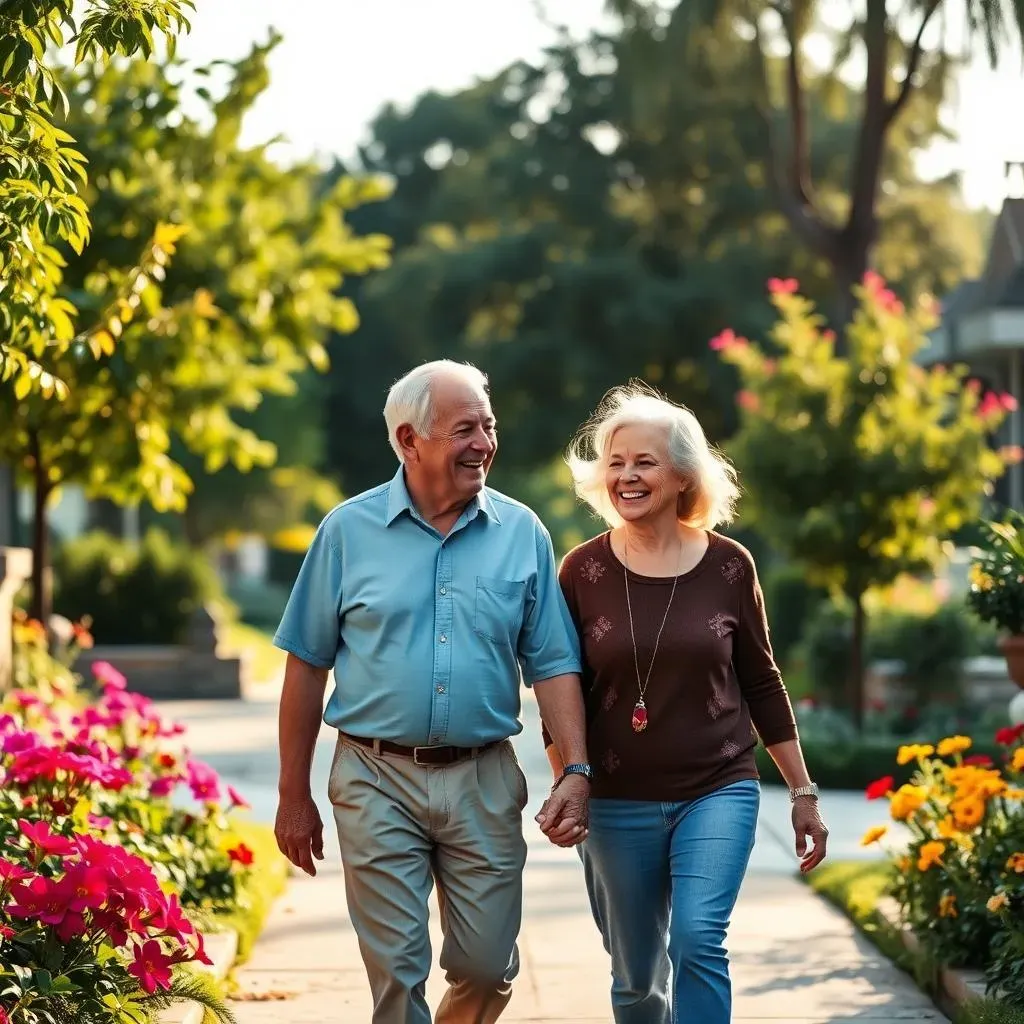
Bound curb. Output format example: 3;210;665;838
159;929;239;1024
877;898;995;1016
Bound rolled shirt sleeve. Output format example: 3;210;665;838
273;515;344;669
517;521;582;685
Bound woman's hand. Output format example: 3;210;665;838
792;796;828;872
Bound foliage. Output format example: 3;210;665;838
761;562;829;668
615;0;1024;318
0;0;193;400
861;729;1024;1005
715;273;1012;724
52;530;223;646
322;13;984;499
0;650;274;1022
968;512;1024;636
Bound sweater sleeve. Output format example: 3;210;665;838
540;552;583;750
732;552;798;746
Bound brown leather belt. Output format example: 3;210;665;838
341;732;500;767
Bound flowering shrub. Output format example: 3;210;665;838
967;510;1024;635
862;726;1024;1006
1;631;256;1022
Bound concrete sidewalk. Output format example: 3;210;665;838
161;693;941;1022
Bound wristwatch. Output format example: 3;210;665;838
790;783;819;801
556;762;593;788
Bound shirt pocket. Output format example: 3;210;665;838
474;576;527;645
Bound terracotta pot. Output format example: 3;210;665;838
998;635;1024;690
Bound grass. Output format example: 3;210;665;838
805;860;1024;1024
218;622;285;687
208;820;289;964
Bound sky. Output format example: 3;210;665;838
174;0;1024;210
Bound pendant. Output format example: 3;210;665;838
631;700;648;733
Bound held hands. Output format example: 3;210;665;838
535;774;590;848
793;795;829;873
274;792;325;877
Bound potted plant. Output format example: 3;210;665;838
967;510;1024;687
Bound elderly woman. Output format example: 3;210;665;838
539;385;828;1024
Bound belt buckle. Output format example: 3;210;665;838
412;745;436;766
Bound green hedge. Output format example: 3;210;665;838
53;529;226;645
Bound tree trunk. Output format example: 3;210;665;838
28;453;52;627
848;590;867;733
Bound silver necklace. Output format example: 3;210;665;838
622;533;684;734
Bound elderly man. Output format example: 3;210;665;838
272;359;591;1024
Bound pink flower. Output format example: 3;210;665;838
227;785;251;811
127;939;175;994
768;277;799;295
1000;445;1024;465
709;328;746;352
736;390;760;412
0;859;32;884
7;875;69;925
185;760;221;803
92;661;127;691
18;820;75;857
863;269;886;293
1001;392;1019;412
980;392;1003;418
821;329;836;345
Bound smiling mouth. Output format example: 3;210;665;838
460;460;485;470
619;490;649;501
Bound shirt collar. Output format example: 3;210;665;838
384;465;502;527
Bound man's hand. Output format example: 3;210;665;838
793;796;828;873
275;792;325;876
535;774;590;848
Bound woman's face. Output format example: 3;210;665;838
604;422;686;525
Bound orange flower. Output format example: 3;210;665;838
936;736;972;758
950;797;985;831
1011;748;1024;773
897;744;934;766
987;892;1009;913
861;826;887;846
938;893;958;918
890;784;929;821
1006;853;1024;874
917;841;945;872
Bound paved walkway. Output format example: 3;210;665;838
163;690;943;1023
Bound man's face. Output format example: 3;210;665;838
404;376;497;508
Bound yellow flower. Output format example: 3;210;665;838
1006;787;1024;800
917;841;945;871
938;893;958;918
936;735;972;758
896;855;912;874
1012;748;1024;773
861;825;887;846
987;892;1009;913
890;784;929;821
937;815;961;840
897;744;935;766
950;796;986;831
1006;852;1024;874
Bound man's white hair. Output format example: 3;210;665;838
384;360;489;461
567;383;740;529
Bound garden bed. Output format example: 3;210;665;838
1;616;288;1024
801;726;1024;1024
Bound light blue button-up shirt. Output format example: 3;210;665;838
273;466;581;747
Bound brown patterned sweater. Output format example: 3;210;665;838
544;531;798;801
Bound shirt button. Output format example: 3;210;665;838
439;633;447;644
436;685;446;693
440;586;447;595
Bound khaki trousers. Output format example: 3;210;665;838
329;735;529;1024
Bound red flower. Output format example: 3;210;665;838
821;329;836;345
1001;392;1019;413
964;754;993;767
768;277;799;295
0;859;32;884
56;910;89;943
996;724;1024;746
55;865;109;913
228;843;254;867
7;876;70;925
127;939;175;994
865;775;894;800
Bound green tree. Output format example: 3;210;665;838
323;17;983;497
715;273;1013;729
0;39;392;621
0;0;193;396
610;0;1024;322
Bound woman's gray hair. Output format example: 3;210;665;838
384;360;489;461
567;384;740;529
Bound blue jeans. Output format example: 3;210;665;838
580;779;760;1024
